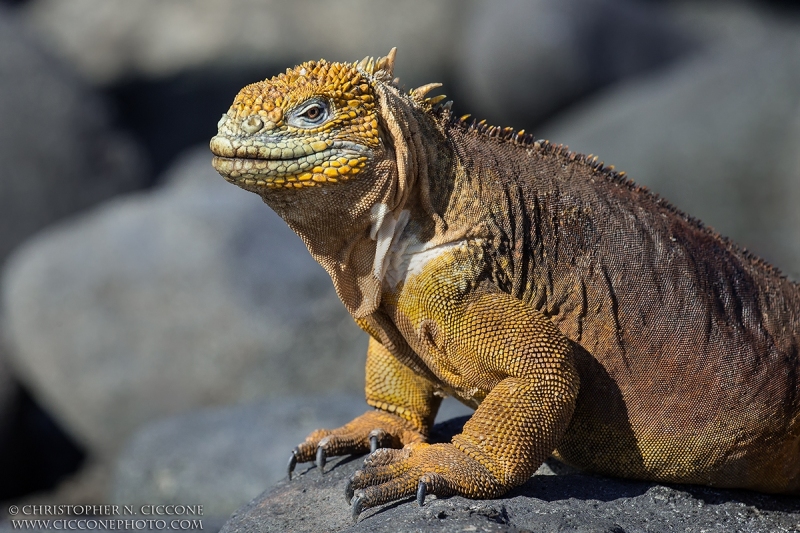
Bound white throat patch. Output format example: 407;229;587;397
370;202;470;289
370;203;410;280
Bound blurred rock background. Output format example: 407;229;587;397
0;0;798;528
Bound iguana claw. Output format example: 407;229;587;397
316;445;327;473
416;479;427;507
351;492;365;522
287;449;298;480
345;477;355;503
367;428;388;453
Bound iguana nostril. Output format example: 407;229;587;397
242;116;264;134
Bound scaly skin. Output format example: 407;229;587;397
210;49;800;519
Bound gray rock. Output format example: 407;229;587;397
0;6;144;499
0;6;146;266
0;345;18;477
541;22;800;282
20;0;688;132
454;0;690;129
669;1;797;45
0;147;367;456
20;0;461;89
111;395;472;520
112;395;368;521
220;436;800;533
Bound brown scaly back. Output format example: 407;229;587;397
428;104;797;286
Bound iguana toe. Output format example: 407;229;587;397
363;446;407;467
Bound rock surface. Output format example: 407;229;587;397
542;17;800;282
221;418;800;532
0;6;147;266
1;147;367;456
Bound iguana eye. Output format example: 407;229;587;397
304;106;322;120
288;99;330;128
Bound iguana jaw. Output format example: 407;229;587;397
210;132;370;192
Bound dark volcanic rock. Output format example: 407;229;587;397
221;419;800;533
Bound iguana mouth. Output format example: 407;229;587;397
210;135;369;188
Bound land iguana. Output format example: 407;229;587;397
210;49;800;519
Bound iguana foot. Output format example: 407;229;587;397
346;442;504;520
287;410;426;480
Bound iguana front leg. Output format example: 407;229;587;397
288;336;442;478
347;251;580;518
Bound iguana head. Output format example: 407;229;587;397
209;54;387;191
210;49;447;317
